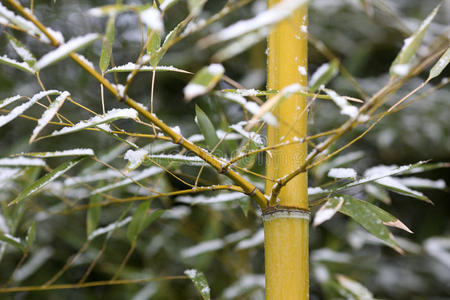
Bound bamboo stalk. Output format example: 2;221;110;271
264;1;309;299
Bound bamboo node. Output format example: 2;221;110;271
262;206;310;222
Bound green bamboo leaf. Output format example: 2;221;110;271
184;269;211;300
106;64;190;74
309;59;339;92
19;148;95;158
336;194;411;253
390;4;440;78
87;191;102;237
0;95;23;110
0;54;36;74
30;91;71;143
6;33;36;67
184;64;225;101
141;209;165;230
313;196;344;226
26;221;36;250
99;13;116;73
373;177;432;203
8;156;88;206
35;33;100;70
127;201;150;243
144;154;205;167
365;183;391;204
428;47;450;81
0;233;25;252
147;28;161;65
336;274;374;300
195;105;220;151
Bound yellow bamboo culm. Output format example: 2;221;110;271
264;1;309;299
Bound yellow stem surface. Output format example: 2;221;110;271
264;1;309;299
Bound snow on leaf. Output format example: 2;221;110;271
328;167;357;179
140;8;163;32
313;196;344;226
373;176;432;203
19;148;95;158
230;121;264;145
390;4;440;78
88;216;132;241
428;47;450;81
184;269;211;300
50;108;138;137
30;91;71;143
124;148;149;171
235;228;264;250
184;64;225;101
0;168;24;188
8;156;88;206
13;247;54;282
200;0;308;47
35;33;100;70
0;157;46;167
145;153;205;167
106;63;191;74
177;192;248;205
6;33;36;66
323;88;359;119
0;90;60;128
309;60;338;92
0;3;47;42
0;233;25;251
0;95;23;109
336;274;374;300
397;177;446;190
0;54;36;74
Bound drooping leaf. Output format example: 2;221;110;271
184;269;211;300
50;108;138;137
127;201;150;243
19;148;95;158
0;233;25;251
8;156;88;206
87;191;102;237
195;105;220;151
30;91;71;143
26;221;36;250
372;176;432;203
6;33;36;67
309;60;339;92
390;4;440;78
184;64;225;101
365;183;391;204
35;33;100;70
0;55;36;74
0;90;60;128
336;194;411;253
141;209;165;231
99;13;116;73
428;47;450;81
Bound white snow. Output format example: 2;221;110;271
140;8;163;32
124;148;149;170
13;247;54;282
350;163;420;187
222;275;265;299
392;63;411;76
0;55;35;74
51;108;138;136
2;233;22;244
235;229;264;250
309;63;330;88
0;168;23;187
324;88;359;119
375;176;426;198
328;167;357;179
313;197;344;226
0;4;45;41
424;237;450;269
31;91;70;141
184;83;207;100
73;53;95;69
207;63;225;75
9;40;34;63
22;148;94;158
148;154;204;166
88;216;132;240
160;0;177;10
106;63;190;74
0;157;46;167
177;192;247;205
0;95;22;109
298;66;307;76
300;25;308;33
307;186;328;195
46;27;65;44
161;206;191;219
230;121;264;145
311;248;352;263
64;169;122;186
398;177;446;189
34;33;100;70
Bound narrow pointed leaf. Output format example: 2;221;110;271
35;33;100;70
428;47;450;81
0;95;23;109
184;64;225;101
0;55;35;74
127;201;150;243
0;157;46;167
373;177;432;203
0;233;25;252
195;105;220;150
145;154;205;167
313;196;344;226
141;209;165;231
6;33;36;67
26;221;36;249
50;108;138;137
99;14;116;73
88;216;132;241
19;148;95;158
30;91;71;143
184;269;211;300
106;63;190;74
0;90;60;128
309;60;338;92
9;156;88;206
146;28;161;65
87;191;102;237
390;4;440;77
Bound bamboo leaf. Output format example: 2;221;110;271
99;14;116;73
26;221;36;250
390;4;440;78
184;269;211;300
8;156;88;206
140;8;163;32
336;274;374;300
309;60;338;92
184;64;225;101
0;90;60;128
87;191;102;237
188;0;207;16
6;33;36;67
19;148;95;158
145;154;205;167
0;233;25;252
50;108;138;137
177;192;248;205
127;201;150;243
397;177;446;190
336;194;411;253
160;0;178;11
373;177;432;203
313;196;344;226
195;105;220;150
35;33;101;70
141;209;165;231
146;28;161;65
428;47;450;81
30;91;71;143
124;148;149;171
0;157;46;167
88;216;132;241
0;95;23;109
0;55;36;74
106;63;190;74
